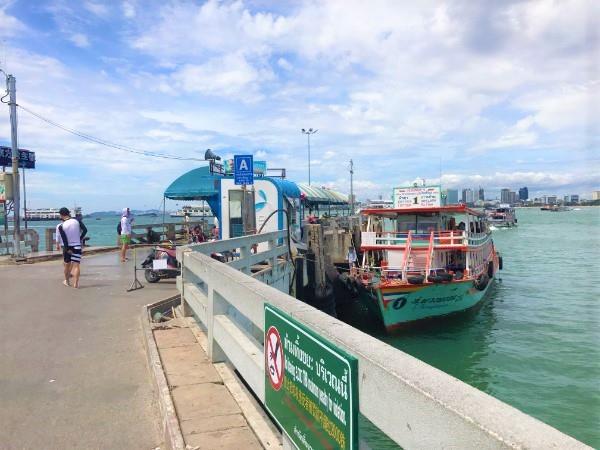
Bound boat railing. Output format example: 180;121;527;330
467;232;490;246
362;230;467;248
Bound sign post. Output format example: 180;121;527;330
393;185;441;209
264;304;358;450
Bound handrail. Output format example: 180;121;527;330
425;231;435;275
401;230;412;280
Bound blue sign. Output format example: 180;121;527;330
234;155;253;185
0;146;36;169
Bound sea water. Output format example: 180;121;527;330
344;207;600;448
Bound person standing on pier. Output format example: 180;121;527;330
55;207;82;288
120;207;133;262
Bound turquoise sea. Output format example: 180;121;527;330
22;208;600;446
343;207;600;448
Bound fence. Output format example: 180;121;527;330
177;231;589;449
1;228;39;255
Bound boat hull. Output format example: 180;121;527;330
358;278;493;332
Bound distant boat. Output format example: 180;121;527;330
485;204;517;227
170;204;212;217
25;206;82;221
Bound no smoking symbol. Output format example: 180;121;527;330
266;326;284;391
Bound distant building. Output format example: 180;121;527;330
570;194;579;203
563;195;570;204
544;195;557;205
462;188;474;204
519;187;528;201
500;188;511;204
445;189;459;205
592;191;600;201
509;192;518;205
477;187;485;201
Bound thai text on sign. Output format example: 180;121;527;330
393;185;441;208
264;304;358;450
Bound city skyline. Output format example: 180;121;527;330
0;1;598;211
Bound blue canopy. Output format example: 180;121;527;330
263;177;301;198
164;166;220;200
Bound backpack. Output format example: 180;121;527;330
117;221;122;235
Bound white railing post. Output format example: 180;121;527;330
207;285;228;363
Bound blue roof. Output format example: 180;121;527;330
263;177;301;198
164;166;220;200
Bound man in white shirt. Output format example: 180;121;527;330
55;207;82;288
120;207;133;262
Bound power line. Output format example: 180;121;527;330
17;103;206;162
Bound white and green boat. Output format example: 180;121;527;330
351;184;502;332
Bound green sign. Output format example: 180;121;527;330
264;304;358;450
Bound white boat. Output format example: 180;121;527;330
170;204;212;217
485;204;517;227
25;206;82;221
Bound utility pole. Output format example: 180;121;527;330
301;128;318;186
4;73;21;256
349;159;354;215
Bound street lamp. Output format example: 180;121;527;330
301;128;318;186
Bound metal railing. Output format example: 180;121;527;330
362;230;467;248
177;231;589;449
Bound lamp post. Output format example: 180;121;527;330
301;128;317;186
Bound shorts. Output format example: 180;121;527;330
63;246;82;264
120;235;131;245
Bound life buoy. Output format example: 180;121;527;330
474;273;489;291
408;275;425;285
487;261;494;278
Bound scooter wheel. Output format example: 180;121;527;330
145;269;160;283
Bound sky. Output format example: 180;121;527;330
0;0;598;212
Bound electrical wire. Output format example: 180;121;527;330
17;104;206;162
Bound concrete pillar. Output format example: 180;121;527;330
45;228;54;251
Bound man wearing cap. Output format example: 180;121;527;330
55;207;82;288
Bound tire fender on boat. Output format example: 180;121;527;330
498;256;503;270
487;261;495;278
474;273;490;291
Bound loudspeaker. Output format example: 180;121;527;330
204;149;221;161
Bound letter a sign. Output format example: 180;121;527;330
234;154;254;185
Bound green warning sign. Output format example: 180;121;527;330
264;304;358;449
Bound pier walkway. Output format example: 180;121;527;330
0;252;174;449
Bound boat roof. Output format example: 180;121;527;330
298;184;349;205
360;205;484;217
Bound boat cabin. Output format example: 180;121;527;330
360;185;494;283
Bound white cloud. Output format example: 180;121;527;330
122;1;135;18
0;5;26;38
84;1;108;17
69;33;90;48
172;53;272;101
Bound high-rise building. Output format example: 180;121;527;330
546;195;557;205
477;187;485;201
563;195;569;204
570;194;579;203
509;192;518;205
519;187;528;201
592;191;600;201
462;188;474;204
500;188;511;204
445;189;459;205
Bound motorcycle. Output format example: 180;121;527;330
141;243;180;283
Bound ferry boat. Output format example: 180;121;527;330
485;204;517;227
350;184;502;332
25;206;82;221
170;204;212;217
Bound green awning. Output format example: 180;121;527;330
298;184;349;205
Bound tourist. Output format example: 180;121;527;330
55;207;82;288
211;225;219;240
120;207;134;262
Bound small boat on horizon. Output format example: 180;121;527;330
350;183;502;333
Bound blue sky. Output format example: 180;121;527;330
0;0;598;211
